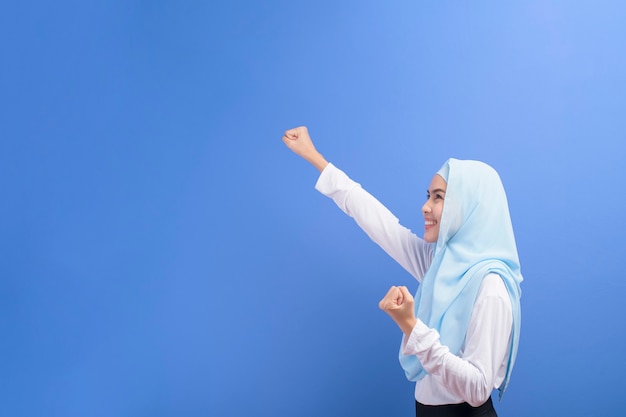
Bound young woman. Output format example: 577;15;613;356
282;126;523;417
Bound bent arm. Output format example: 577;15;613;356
316;163;432;281
402;275;513;406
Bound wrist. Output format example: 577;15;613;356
400;317;417;337
306;151;328;172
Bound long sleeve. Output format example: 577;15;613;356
402;273;513;406
315;163;433;281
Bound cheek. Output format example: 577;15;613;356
435;206;444;222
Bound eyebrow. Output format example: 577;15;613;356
427;188;447;194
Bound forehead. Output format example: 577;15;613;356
428;174;447;191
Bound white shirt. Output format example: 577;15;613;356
315;163;512;407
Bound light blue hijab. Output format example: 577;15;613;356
399;158;523;399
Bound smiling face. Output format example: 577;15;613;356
422;174;447;243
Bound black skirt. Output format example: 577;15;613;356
415;397;497;417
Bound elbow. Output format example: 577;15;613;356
467;396;491;408
465;377;492;408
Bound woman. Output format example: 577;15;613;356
282;126;523;417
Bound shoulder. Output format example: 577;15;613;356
476;273;512;310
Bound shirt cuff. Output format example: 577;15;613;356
314;162;337;195
402;319;440;356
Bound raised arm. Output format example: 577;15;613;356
281;126;433;281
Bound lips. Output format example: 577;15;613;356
424;219;437;229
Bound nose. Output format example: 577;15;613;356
422;202;430;215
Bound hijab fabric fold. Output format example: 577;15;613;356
399;158;523;399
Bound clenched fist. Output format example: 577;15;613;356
282;126;329;172
379;286;417;337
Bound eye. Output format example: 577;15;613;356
435;194;443;200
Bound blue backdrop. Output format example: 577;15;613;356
2;1;625;416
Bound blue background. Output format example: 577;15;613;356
2;1;625;416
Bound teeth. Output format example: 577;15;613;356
425;220;436;226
